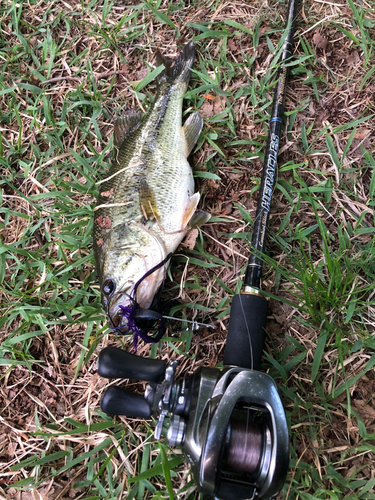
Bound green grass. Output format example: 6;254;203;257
1;0;375;498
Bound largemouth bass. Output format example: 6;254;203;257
93;42;209;335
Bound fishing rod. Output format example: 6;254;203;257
223;0;298;370
96;0;298;498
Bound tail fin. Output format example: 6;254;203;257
155;42;195;86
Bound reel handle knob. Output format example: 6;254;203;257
223;293;268;371
97;346;166;383
101;386;151;418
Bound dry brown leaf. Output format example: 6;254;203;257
200;97;224;117
354;128;370;139
227;38;237;52
346;50;360;66
353;400;375;422
181;228;199;250
313;32;328;50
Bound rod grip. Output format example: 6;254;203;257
97;346;166;383
223;294;268;370
101;386;151;418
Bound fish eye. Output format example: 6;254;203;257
103;278;116;296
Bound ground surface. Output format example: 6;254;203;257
1;0;375;499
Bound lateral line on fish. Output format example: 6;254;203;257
94;202;132;211
96;162;143;185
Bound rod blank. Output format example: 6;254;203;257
245;0;299;289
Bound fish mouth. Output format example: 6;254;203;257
107;292;165;342
104;253;173;336
104;278;154;334
107;293;136;332
108;292;154;333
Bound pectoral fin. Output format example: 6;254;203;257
182;192;200;229
114;109;143;148
183;112;204;156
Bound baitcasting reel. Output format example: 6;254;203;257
98;299;289;499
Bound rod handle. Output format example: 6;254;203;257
97;346;166;383
223;294;268;371
101;386;151;418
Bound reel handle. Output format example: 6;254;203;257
223;293;268;371
101;386;151;418
97;346;166;383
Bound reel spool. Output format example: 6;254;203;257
98;347;289;499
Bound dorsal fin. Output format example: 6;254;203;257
114;109;143;148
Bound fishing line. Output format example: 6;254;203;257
161;315;215;330
132;252;172;296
